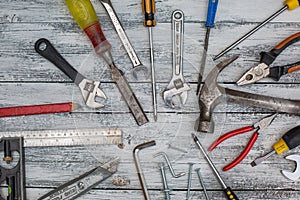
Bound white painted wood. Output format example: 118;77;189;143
1;0;300;199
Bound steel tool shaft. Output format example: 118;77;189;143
142;0;157;121
99;0;149;79
213;0;300;60
192;134;239;200
65;0;148;126
196;0;219;95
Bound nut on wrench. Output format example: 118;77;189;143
163;10;190;108
133;140;156;200
35;38;106;108
281;154;300;181
99;0;149;79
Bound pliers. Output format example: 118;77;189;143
208;113;277;171
237;32;300;85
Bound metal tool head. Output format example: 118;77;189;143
197;55;239;132
162;83;190;108
131;64;150;80
78;79;107;108
237;63;270;85
281;154;300;181
253;113;277;131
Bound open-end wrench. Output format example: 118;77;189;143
35;38;106;109
281;154;300;181
99;0;149;79
163;10;190;108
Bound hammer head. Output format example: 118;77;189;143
196;55;239;133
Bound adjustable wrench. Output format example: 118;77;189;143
35;38;106;109
99;0;149;79
162;10;190;108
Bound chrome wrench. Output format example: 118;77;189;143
99;0;149;79
35;38;106;109
162;10;190;108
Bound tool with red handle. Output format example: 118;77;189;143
209;114;277;171
237;32;300;85
65;0;148;126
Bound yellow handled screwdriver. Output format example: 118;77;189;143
142;0;157;121
213;0;300;60
251;125;300;166
65;0;149;126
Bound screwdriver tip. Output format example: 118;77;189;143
250;161;257;167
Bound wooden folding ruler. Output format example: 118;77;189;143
0;128;122;147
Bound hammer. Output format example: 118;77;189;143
197;55;300;133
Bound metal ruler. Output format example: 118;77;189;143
0;128;122;147
38;158;119;200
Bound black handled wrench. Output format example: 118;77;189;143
162;10;190;108
35;38;106;109
99;0;149;80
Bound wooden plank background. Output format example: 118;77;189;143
1;0;300;199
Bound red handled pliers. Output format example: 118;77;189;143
208;113;277;171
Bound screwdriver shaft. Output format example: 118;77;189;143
149;27;157;121
213;5;288;60
192;134;227;189
251;150;275;166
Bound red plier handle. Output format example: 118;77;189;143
208;125;259;171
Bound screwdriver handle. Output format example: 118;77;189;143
65;0;112;56
206;0;219;27
142;0;157;27
273;125;300;154
223;187;239;200
285;0;300;10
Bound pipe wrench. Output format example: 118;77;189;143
99;0;149;79
35;38;106;109
163;10;190;108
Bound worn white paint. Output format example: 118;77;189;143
1;0;300;199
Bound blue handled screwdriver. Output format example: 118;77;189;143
196;0;219;95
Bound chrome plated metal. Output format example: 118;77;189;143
159;162;171;200
154;152;185;178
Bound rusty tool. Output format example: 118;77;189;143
208;114;277;171
142;0;158;121
281;154;300;181
162;10;190;108
133;140;156;200
213;0;300;60
38;158;119;200
192;134;239;200
237;32;300;85
35;38;106;109
98;0;149;79
251;125;300;166
65;0;149;126
196;55;300;133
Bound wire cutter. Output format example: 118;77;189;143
237;32;300;85
208;113;277;171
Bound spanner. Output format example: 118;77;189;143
162;10;190;108
281;154;300;181
35;38;106;108
99;0;149;79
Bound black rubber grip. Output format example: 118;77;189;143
269;60;300;80
223;187;239;200
282;125;300;150
34;38;85;85
260;32;300;65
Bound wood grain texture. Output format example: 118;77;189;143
1;0;300;199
